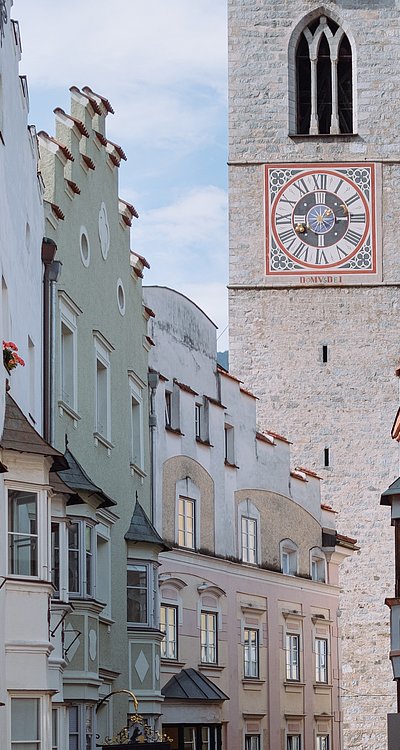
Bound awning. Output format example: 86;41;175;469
162;669;229;702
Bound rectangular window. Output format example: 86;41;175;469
245;736;260;750
160;604;178;659
322;344;328;363
94;335;111;442
324;447;330;468
51;522;60;594
195;403;202;439
68;520;95;598
224;423;234;464
244;628;259;678
316;736;329;750
59;296;78;412
96;359;108;437
183;727;196;750
178;496;195;549
165;391;172;427
8;490;38;576
52;708;59;750
130;379;143;470
286;633;300;681
68;704;94;750
315;638;328;683
241;516;257;564
287;736;301;750
200;611;217;664
127;565;148;624
11;697;40;749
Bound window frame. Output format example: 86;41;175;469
67;518;96;599
241;516;258;564
244;627;259;679
160;603;178;660
285;633;300;681
310;547;327;583
316;735;330;750
8;488;39;578
68;703;95;750
11;696;42;750
200;610;218;665
178;496;196;550
129;376;144;471
280;539;298;576
315;637;328;683
94;335;112;443
59;296;79;415
290;14;355;136
245;735;260;750
287;735;301;750
224;421;235;464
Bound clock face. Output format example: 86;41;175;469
266;164;377;278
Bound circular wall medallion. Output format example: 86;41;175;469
80;227;90;267
98;202;110;260
117;278;125;315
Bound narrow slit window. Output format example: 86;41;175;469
324;447;330;467
322;344;328;363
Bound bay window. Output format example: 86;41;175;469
68;520;95;598
127;564;148;625
11;697;41;749
8;490;38;576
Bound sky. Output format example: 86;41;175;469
12;0;229;348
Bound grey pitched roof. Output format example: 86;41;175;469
125;500;170;550
0;394;67;471
161;668;229;702
381;475;400;506
57;448;116;508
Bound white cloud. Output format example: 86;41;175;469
13;0;227;152
134;185;228;281
134;185;229;345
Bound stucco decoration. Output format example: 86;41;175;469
79;226;90;267
88;628;97;661
117;278;125;316
98;201;110;260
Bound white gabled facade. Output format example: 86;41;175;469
0;4;60;750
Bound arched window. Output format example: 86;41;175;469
310;547;327;583
280;539;298;576
295;15;353;135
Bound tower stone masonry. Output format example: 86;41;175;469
228;1;400;748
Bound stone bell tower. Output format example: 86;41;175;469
228;1;400;748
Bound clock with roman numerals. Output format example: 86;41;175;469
265;163;378;279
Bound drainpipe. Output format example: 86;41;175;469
42;238;62;445
148;370;159;525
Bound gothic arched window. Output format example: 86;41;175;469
295;16;353;135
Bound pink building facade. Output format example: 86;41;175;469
145;286;356;750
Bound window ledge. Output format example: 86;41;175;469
289;133;359;140
58;400;81;423
165;425;184;436
314;682;332;692
198;663;224;672
161;658;185;667
130;463;147;478
224;459;239;469
196;437;213;447
94;432;114;451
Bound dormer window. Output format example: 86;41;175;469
295;16;353;135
